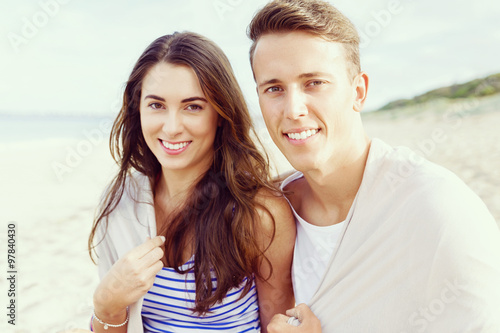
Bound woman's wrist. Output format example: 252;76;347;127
93;306;129;330
93;289;128;324
93;306;128;324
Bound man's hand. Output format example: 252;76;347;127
267;303;322;332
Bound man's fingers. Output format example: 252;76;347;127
285;303;310;322
285;304;322;331
275;314;291;323
268;313;293;332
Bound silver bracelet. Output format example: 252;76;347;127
93;307;129;330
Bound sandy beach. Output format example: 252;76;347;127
0;95;498;332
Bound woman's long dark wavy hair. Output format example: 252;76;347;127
88;32;277;314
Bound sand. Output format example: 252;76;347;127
0;137;116;332
0;95;498;332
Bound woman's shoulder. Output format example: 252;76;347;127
96;171;155;255
101;170;155;229
126;170;152;194
111;170;153;208
253;187;296;276
254;187;295;234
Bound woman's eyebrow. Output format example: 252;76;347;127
181;97;208;103
143;95;207;103
144;94;165;101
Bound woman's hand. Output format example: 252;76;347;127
93;236;165;320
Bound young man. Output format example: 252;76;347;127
248;0;500;332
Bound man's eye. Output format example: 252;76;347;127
266;86;282;93
309;80;325;86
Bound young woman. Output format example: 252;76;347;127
88;32;295;332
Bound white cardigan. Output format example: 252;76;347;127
94;172;156;333
304;139;500;332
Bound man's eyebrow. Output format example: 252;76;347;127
298;72;328;79
258;79;281;89
258;72;329;89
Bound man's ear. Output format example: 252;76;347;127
353;72;369;112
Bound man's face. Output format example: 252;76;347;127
253;31;365;172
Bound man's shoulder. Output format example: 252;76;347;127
363;139;494;224
368;138;468;195
277;170;306;214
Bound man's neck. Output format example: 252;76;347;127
300;136;371;225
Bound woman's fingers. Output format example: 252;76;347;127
93;235;167;316
144;259;165;281
132;236;165;260
136;244;164;271
100;236;165;298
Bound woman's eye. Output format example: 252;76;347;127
186;104;202;111
265;86;282;93
149;102;163;110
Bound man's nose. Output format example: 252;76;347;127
284;89;308;120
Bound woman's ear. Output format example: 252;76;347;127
353;72;369;112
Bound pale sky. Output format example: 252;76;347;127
1;0;499;116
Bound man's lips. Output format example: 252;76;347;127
284;128;319;140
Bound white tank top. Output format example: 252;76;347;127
281;171;346;304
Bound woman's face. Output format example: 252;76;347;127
140;62;220;175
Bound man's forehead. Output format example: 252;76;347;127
254;33;344;64
253;32;347;82
256;31;343;49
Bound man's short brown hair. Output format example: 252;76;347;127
248;0;361;79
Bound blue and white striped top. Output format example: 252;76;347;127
142;257;261;332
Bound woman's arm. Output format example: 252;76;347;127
92;236;165;332
254;189;296;333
